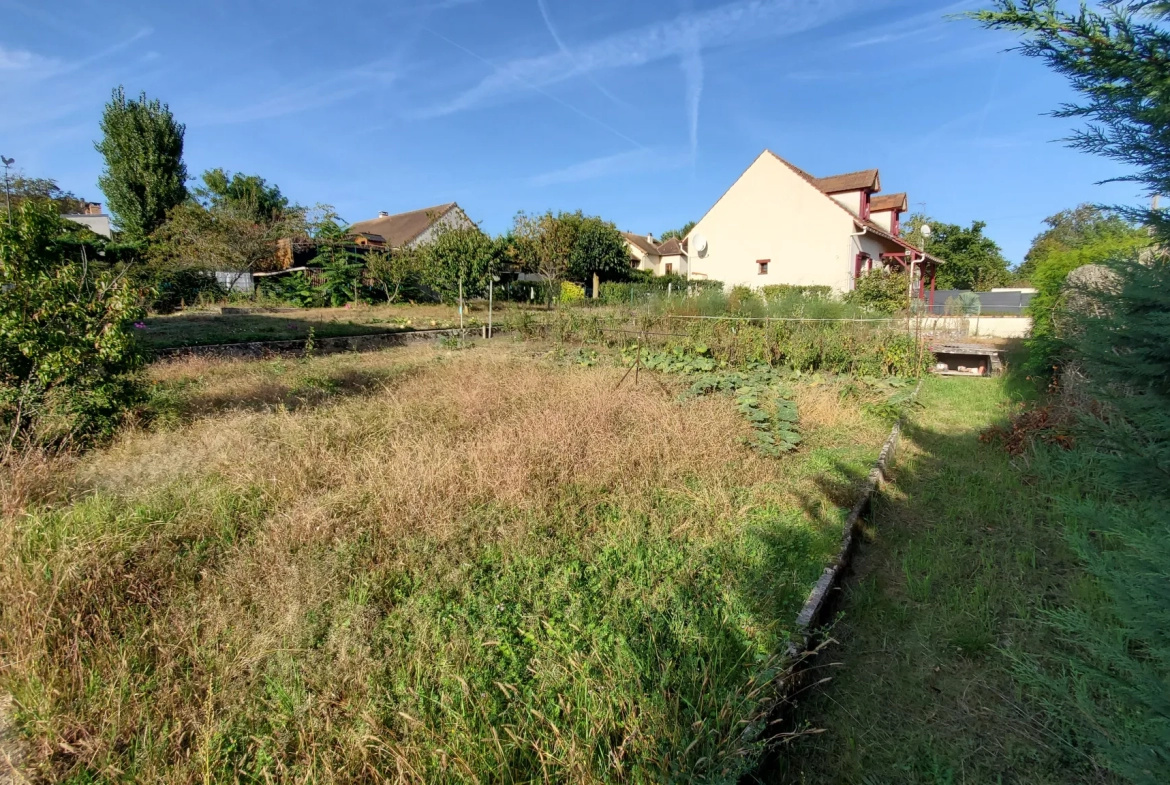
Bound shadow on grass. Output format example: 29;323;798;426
138;312;410;351
749;379;1105;785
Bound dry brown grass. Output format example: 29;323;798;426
0;343;888;783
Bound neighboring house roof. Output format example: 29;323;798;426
622;232;660;255
767;151;942;264
348;203;459;248
352;232;387;243
656;238;685;256
871;193;909;212
814;169;881;194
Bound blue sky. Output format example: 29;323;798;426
0;0;1146;265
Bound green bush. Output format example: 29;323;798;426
598;276;722;306
844;270;908;314
761;284;832;301
558;281;585;304
0;202;145;447
149;268;225;312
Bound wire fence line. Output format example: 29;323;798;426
647;313;904;323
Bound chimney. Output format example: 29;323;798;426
379;211;390;218
646;233;654;244
85;202;103;215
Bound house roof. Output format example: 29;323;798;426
622;232;660;255
656;238;685;256
871;193;909;213
348;203;458;248
352;232;387;243
814;169;881;194
767;151;942;265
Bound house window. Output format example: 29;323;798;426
665;262;673;274
757;259;769;275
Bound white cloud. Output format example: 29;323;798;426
0;45;57;74
420;0;866;117
528;148;689;187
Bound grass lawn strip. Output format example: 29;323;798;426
0;343;893;783
774;377;1111;785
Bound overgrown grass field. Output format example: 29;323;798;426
0;342;895;783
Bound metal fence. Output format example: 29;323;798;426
925;289;1034;315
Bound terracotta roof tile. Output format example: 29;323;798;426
814;169;880;194
871;193;908;213
656;238;685;256
819;167;879;193
622;232;660;255
348;203;458;248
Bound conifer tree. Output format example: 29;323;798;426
974;4;1170;781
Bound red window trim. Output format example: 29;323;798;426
891;210;900;236
757;259;770;275
860;192;871;221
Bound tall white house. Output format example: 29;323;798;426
685;151;943;299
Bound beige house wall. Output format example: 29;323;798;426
869;210;894;233
686;152;860;291
829;190;864;215
660;253;686;276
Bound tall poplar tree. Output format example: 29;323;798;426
95;86;188;242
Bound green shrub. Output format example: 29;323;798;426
844;270;908;314
0;202;145;447
149;268;225;312
598;276;722;306
761;284;832;301
557;280;585;304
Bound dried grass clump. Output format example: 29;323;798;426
0;345;882;783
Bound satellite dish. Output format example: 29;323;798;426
920;224;932;238
692;234;708;254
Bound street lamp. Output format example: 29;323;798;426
911;223;931;316
1;156;14;223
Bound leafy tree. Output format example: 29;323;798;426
194;168;290;223
0;201;144;450
659;221;696;242
419;225;497;304
1017;204;1142;281
1022;206;1149;374
568;215;629;282
512;211;577;308
365;247;423;303
308;217;363;306
95;86;188;241
6;175;87;215
150;200;307;291
973;4;1170;782
903;214;1012;290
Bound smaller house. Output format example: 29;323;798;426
62;201;111;238
622;232;689;276
655;238;687;276
347;203;474;250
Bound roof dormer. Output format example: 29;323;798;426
815;169;880;218
869;192;909;235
